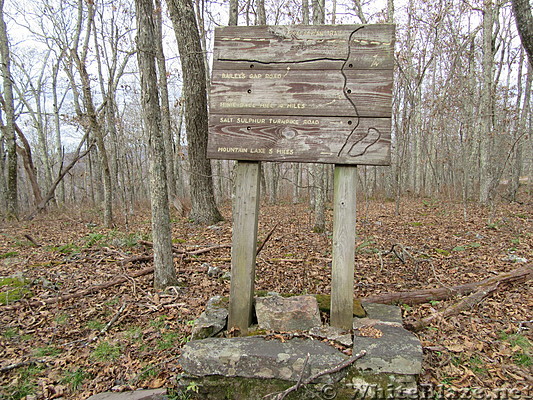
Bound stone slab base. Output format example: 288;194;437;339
177;303;422;399
86;389;167;400
176;370;419;400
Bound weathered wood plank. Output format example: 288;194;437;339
213;24;395;70
209;69;393;118
208;23;394;166
228;161;261;334
330;165;357;330
207;115;391;165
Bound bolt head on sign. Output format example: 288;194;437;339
207;24;395;166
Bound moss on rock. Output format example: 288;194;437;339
314;294;366;318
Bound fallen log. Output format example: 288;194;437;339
362;264;531;305
404;283;500;331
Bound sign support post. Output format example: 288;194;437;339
228;161;261;334
330;165;357;329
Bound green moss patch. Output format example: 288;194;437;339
0;251;19;259
0;287;32;305
314;294;366;318
0;275;33;305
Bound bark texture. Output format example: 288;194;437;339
511;0;533;67
229;0;238;25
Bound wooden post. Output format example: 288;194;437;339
228;161;261;334
330;165;357;330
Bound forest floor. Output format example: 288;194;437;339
0;197;531;399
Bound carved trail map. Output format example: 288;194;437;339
207;24;395;165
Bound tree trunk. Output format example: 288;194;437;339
229;0;238;25
166;0;223;225
155;0;177;202
387;0;394;23
0;0;17;217
174;99;185;198
52;57;65;204
292;163;299;204
479;0;495;204
313;164;326;233
77;56;114;227
353;0;367;24
135;0;177;290
14;126;43;206
312;0;324;25
511;0;533;67
256;0;266;25
302;0;309;24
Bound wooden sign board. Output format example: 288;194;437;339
207;24;395;165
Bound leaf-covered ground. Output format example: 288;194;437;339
0;198;531;399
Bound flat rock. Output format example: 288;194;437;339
353;317;402;330
353;324;422;375
86;389;167;400
180;337;347;383
309;325;353;347
361;302;403;324
255;295;321;331
191;296;228;340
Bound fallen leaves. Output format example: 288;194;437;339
0;200;531;398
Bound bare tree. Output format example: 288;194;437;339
479;0;496;204
0;0;17;217
166;0;223;224
135;0;177;289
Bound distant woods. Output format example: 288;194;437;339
0;0;531;223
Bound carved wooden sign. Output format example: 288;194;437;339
207;24;395;165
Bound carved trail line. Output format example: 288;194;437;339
337;26;382;158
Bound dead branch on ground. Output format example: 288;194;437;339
23;234;41;247
139;240;231;255
256;222;280;256
263;350;366;400
86;303;128;343
0;359;46;374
